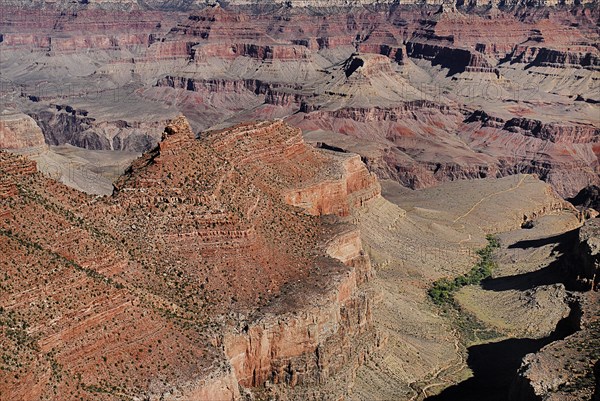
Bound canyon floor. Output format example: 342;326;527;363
345;176;592;400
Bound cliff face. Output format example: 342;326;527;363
223;234;374;389
1;0;596;9
503;117;600;144
0;117;382;400
511;219;600;401
0;112;48;154
510;44;600;70
295;100;599;198
28;105;168;152
193;43;313;61
284;154;381;217
406;41;495;75
569;185;600;213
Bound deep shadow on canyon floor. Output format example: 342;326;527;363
426;231;582;401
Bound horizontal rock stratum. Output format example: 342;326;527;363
1;1;597;199
0;117;382;400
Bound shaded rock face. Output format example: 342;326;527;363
29;106;166;152
29;108;109;150
406;41;476;75
0;117;382;400
577;218;600;290
569;185;600;212
510;44;600;70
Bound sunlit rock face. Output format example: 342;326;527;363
1;1;597;198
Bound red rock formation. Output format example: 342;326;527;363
503;117;600;144
0;116;382;400
0;112;48;153
284;154;381;217
0;152;36;221
193;42;312;61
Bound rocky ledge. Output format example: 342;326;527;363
511;218;600;400
0;116;383;400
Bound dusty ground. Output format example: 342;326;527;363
343;174;578;400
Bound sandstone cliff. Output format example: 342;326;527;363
0;116;383;400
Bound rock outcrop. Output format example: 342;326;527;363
0;111;48;154
28;105;168;152
0;116;383;400
569;185;600;213
503;117;600;144
285;154;381;217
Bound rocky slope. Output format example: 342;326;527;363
343;174;582;400
1;2;597;198
0;117;383;400
511;218;600;401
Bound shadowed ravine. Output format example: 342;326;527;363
425;233;582;401
425;307;580;401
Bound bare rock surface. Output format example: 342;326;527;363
0;2;597;197
0;117;382;400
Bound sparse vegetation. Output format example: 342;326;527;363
429;235;500;305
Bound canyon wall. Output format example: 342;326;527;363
511;218;600;401
0;116;386;400
284;154;381;217
0;1;598;399
1;2;597;199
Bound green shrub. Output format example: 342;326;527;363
428;235;500;305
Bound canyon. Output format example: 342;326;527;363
0;0;598;400
0;117;384;400
0;1;598;197
3;114;597;401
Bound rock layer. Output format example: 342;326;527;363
1;3;597;198
0;116;383;400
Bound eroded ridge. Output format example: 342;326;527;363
0;117;383;400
